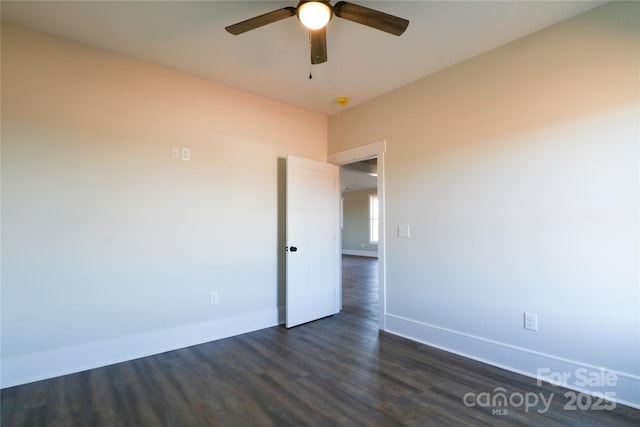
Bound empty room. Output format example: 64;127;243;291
1;1;638;426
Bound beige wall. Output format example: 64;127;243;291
1;23;326;382
342;189;378;254
330;1;639;404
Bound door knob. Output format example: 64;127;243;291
288;246;298;252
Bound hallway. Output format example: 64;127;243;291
341;255;378;326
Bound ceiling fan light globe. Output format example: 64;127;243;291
298;1;332;30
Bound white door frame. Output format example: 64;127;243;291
328;141;387;331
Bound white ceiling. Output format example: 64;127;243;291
341;168;377;192
1;1;606;116
342;160;378;192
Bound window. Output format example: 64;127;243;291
369;194;379;244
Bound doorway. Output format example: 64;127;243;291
340;159;379;324
341;159;378;257
328;141;386;330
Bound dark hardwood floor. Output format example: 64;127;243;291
2;255;639;426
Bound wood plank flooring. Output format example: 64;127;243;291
2;255;639;426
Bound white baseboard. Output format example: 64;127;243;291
5;308;637;411
385;313;640;410
342;249;378;258
2;307;285;389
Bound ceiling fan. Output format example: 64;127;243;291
225;1;409;65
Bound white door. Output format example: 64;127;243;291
286;155;340;328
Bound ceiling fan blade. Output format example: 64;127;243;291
309;27;328;64
225;7;296;35
333;1;409;36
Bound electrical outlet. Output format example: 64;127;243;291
181;147;191;161
210;292;219;305
398;225;410;238
524;312;538;331
171;146;180;160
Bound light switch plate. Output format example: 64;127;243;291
171;146;180;160
398;225;410;238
